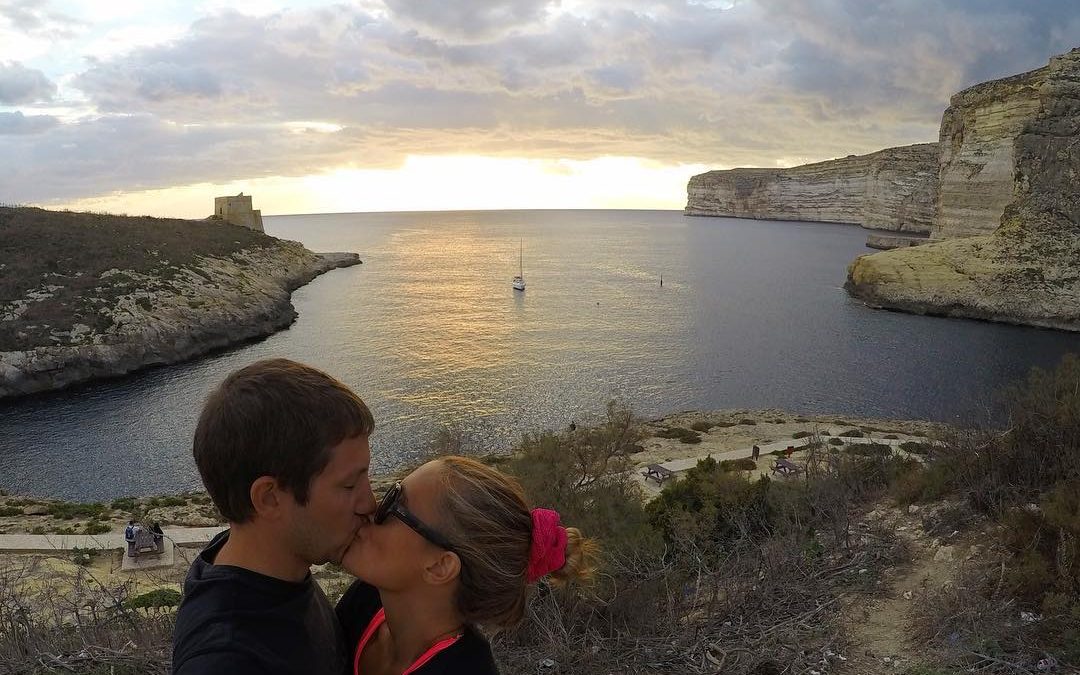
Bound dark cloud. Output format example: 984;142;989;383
0;61;56;104
6;0;1080;202
0;110;57;134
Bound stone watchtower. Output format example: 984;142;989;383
213;193;264;232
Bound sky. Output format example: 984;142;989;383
1;0;1079;217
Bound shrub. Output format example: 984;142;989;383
884;434;899;440
821;430;831;436
47;502;107;520
738;419;757;425
83;521;111;535
711;421;737;428
899;441;933;456
126;588;182;611
647;457;775;552
828;437;843;446
509;401;659;554
792;431;811;439
720;458;758;472
147;496;186;508
70;547;96;566
889;465;951;504
110;497;137;512
656;427;702;444
838;429;864;438
0;506;22;517
794;417;811;423
845;442;890;457
690;421;713;432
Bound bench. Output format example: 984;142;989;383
641;464;676;485
771;458;803;476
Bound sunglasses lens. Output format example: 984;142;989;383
374;483;398;524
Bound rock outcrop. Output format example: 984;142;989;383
847;49;1080;330
934;66;1047;239
0;243;360;398
685;143;939;234
864;233;929;251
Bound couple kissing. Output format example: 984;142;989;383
171;358;596;675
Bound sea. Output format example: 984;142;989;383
2;209;1079;500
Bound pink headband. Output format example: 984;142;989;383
526;508;568;582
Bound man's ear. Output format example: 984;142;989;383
249;476;285;520
422;551;461;586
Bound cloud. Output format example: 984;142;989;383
0;61;56;104
382;0;559;40
0;110;58;134
5;0;1080;203
0;0;81;39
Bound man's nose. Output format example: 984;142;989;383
354;485;377;516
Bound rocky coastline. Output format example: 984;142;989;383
686;48;1080;332
0;208;361;398
846;49;1080;331
685;143;939;234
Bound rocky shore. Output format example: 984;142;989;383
0;207;361;398
847;49;1080;330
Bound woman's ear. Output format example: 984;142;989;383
250;475;284;520
423;551;461;586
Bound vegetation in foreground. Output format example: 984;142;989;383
2;358;1080;673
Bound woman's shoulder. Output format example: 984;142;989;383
423;626;499;674
334;580;382;643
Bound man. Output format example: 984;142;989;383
124;519;136;557
172;358;377;675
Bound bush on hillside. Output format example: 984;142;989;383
792;430;812;439
656;427;702;444
720;458;758;472
47;502;107;520
690;421;713;432
647;456;775;554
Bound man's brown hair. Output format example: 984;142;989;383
193;358;375;522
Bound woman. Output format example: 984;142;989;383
336;455;597;675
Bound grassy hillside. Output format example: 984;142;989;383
0;207;279;351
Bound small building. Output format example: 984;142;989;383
212;193;264;232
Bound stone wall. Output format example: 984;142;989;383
685;143;939;234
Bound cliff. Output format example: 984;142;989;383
847;49;1080;330
0;207;360;398
934;65;1047;239
685;143;939;234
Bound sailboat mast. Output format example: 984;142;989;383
519;239;523;277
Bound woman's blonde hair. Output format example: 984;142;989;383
435;456;598;627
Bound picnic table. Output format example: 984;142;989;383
771;458;803;476
641;464;676;485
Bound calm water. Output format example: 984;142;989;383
2;210;1078;500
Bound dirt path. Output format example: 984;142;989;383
842;502;985;673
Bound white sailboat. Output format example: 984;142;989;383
512;240;526;291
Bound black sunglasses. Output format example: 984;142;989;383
374;481;456;552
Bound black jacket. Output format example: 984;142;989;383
172;530;348;675
335;580;499;674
